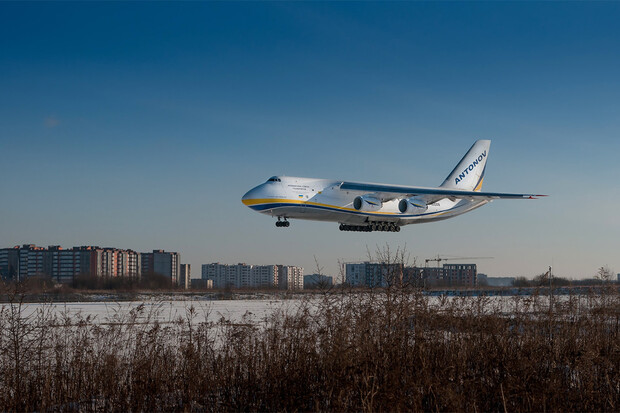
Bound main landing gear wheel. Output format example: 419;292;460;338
276;218;290;228
339;224;371;232
339;222;400;232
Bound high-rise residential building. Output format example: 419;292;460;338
0;244;172;284
419;266;446;287
15;245;144;283
202;263;275;289
303;274;333;289
251;265;278;288
345;262;403;288
401;266;423;287
230;263;252;289
127;250;141;278
49;246;81;284
2;245;89;282
443;264;477;287
180;264;190;289
345;263;366;287
202;263;229;288
18;244;51;280
402;263;478;287
277;265;304;290
141;250;180;284
65;247;135;280
201;263;300;290
0;247;20;281
74;246;104;278
190;278;213;289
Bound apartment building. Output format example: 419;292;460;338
0;244;175;284
443;264;477;287
345;262;478;288
0;247;20;281
201;263;228;288
303;274;334;289
251;265;278;288
345;262;404;288
180;264;190;289
19;245;50;280
277;265;304;290
141;250;180;284
201;263;301;290
406;263;478;287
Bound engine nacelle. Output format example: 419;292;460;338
398;197;428;214
353;195;383;212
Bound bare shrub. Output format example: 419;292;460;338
0;270;618;411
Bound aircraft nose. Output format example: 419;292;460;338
241;186;261;206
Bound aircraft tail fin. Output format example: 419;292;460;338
440;140;491;191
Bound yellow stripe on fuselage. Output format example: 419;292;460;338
242;197;456;217
243;197;401;215
242;198;303;207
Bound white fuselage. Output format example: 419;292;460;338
242;176;489;226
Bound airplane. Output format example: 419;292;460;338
241;140;545;232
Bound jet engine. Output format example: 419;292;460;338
398;197;428;214
353;195;382;212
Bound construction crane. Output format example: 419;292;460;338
424;256;493;267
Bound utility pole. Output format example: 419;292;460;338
549;265;553;310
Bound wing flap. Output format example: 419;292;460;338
339;181;545;202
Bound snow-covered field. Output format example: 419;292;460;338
17;299;299;325
7;290;610;328
11;294;585;324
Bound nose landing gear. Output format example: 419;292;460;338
276;218;290;228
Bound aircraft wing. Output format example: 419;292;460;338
339;181;546;203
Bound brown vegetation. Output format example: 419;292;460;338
0;284;618;411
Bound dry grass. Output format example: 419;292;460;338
0;284;618;412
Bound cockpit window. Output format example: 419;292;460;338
267;176;281;182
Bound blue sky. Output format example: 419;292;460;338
1;2;619;280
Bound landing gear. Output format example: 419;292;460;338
339;224;372;232
276;218;290;228
339;222;400;232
